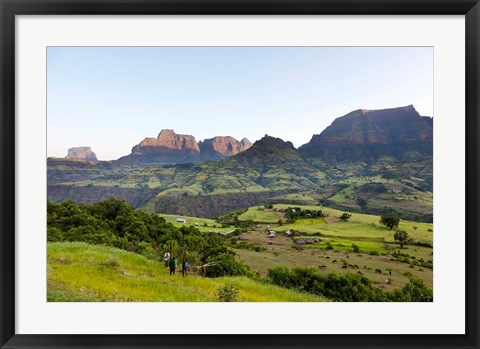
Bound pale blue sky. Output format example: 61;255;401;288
47;47;433;160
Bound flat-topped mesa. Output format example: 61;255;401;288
131;129;200;155
66;147;97;161
199;136;252;159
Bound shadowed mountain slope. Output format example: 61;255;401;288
299;105;433;163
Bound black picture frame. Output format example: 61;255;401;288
1;0;479;348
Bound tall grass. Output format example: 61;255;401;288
48;242;328;302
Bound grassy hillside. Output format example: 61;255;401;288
239;204;432;244
47;242;328;302
48;151;432;221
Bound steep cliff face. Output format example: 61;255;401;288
66;147;97;161
117;130;251;165
299;105;433;163
199;136;252;159
132;129;200;155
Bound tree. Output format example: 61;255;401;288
380;212;400;230
339;213;351;222
352;244;360;253
356;197;367;209
394;230;410;248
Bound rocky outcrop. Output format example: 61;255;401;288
66;147;97;161
199;136;252;159
240;138;252;149
117;130;252;165
299;105;433;163
132;129;200;156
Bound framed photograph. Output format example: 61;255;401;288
1;0;479;348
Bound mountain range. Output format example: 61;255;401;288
48;105;433;221
62;105;432;165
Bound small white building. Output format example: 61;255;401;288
219;230;236;236
176;218;186;223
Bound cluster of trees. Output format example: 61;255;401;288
267;266;433;302
379;212;413;248
281;207;325;223
47;199;251;278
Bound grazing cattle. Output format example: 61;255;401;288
357;271;363;275
326;256;330;260
319;265;327;269
375;269;382;274
348;264;354;268
341;265;347;269
364;265;367;269
332;260;337;264
354;265;359;269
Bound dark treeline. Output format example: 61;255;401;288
267;266;433;302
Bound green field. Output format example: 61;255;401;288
232;203;432;290
239;204;433;244
48;242;327;302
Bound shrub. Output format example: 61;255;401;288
352;244;360;253
217;284;240;302
325;241;334;250
205;253;251;278
394;230;410;248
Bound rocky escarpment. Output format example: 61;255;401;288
132;129;201;156
117;130;251;165
199;136;252;159
66;147;97;161
299;105;433;163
